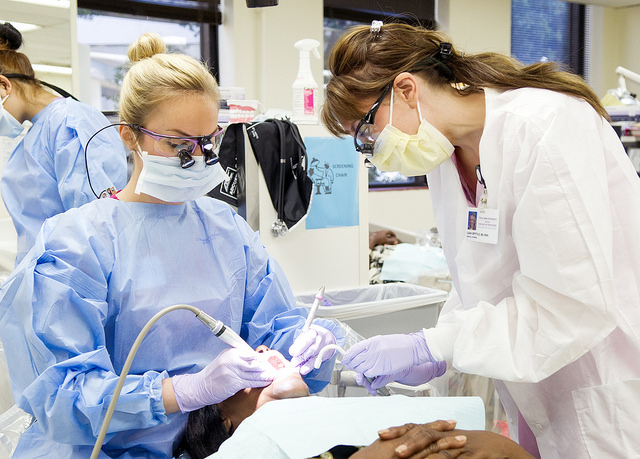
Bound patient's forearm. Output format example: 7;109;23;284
349;434;464;458
445;430;536;459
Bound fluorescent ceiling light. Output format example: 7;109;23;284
0;20;41;33
89;51;128;65
11;0;70;8
32;64;72;75
163;36;188;46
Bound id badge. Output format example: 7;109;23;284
465;207;499;244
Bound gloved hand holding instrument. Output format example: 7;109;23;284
289;286;337;375
290;324;337;375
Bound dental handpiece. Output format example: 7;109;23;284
196;310;254;353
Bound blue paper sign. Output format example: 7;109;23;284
304;137;359;230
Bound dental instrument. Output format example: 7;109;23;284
90;304;253;459
314;344;345;366
314;344;390;396
196;311;254;353
302;285;325;332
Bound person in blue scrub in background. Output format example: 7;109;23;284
0;32;340;458
0;22;127;266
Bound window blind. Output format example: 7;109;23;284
78;0;222;25
511;0;586;76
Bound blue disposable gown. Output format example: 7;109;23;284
0;197;340;458
0;97;128;266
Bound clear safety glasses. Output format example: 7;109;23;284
133;124;224;168
353;82;392;165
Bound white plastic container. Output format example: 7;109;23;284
227;99;264;123
295;283;449;338
292;38;321;124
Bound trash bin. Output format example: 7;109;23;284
295;283;449;338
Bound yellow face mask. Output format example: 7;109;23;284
369;87;454;177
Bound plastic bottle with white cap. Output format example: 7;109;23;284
292;38;321;124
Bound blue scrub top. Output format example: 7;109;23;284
0;97;128;266
0;196;340;458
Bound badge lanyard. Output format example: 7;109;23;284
465;165;499;244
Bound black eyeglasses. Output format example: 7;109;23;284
353;82;393;164
133;125;224;168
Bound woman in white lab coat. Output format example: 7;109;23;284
321;22;640;459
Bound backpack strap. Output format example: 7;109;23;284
273;119;288;236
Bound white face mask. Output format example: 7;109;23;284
134;148;229;203
0;94;25;139
369;87;454;176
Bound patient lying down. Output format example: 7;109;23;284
177;346;533;459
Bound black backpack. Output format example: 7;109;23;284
208;119;313;234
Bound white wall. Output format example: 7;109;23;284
368;189;436;234
588;4;640;98
438;0;511;55
219;0;324;111
608;5;640;96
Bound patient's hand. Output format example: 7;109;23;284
349;420;459;458
369;230;400;250
367;421;535;458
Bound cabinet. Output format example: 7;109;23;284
238;124;370;295
621;136;640;176
607;104;640;176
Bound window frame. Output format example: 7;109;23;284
77;0;220;77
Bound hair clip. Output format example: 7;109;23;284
370;20;383;38
438;42;452;61
451;82;469;91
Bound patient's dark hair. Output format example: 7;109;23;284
176;405;230;459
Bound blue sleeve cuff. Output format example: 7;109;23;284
149;370;170;422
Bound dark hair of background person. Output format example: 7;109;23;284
321;22;608;136
0;22;44;100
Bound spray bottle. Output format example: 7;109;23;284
292;38;321;124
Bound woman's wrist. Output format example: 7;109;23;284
162;377;180;414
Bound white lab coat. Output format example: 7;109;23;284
424;87;640;458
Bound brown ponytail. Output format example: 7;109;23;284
322;22;607;136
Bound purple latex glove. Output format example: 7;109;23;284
356;361;447;396
289;324;336;375
342;332;437;379
172;348;276;413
